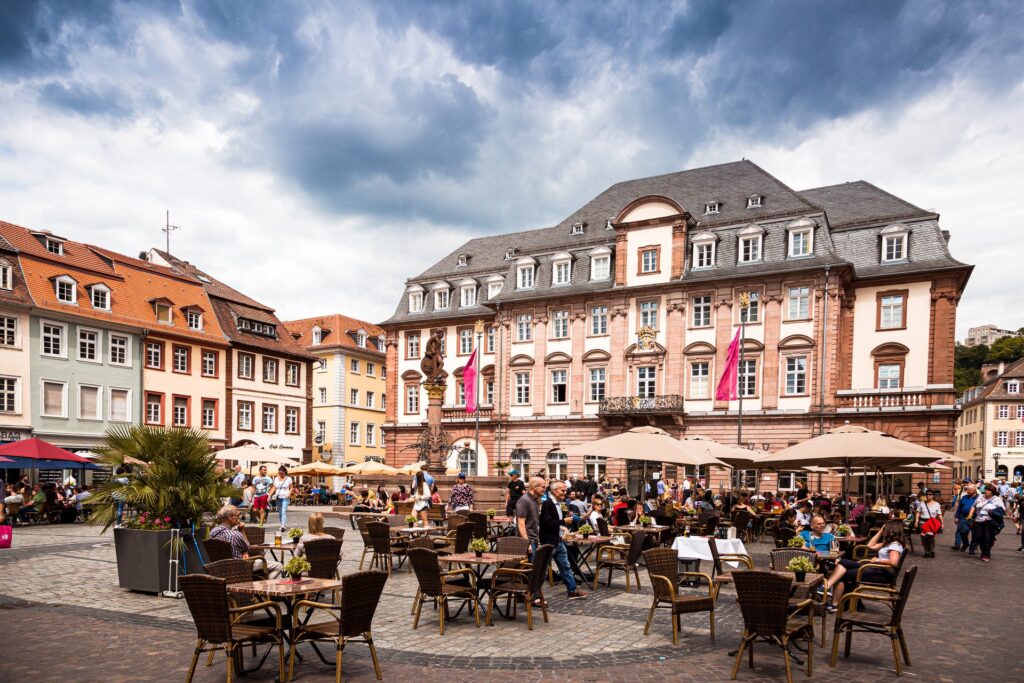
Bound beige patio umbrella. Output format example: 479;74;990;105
213;445;300;466
289;461;347;477
679;435;761;466
337;460;400;476
396;461;428;475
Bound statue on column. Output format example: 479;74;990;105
420;328;448;382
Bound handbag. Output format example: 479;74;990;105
0;524;12;549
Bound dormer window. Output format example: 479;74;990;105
589;246;611;281
88;284;110;310
487;276;504;299
787;218;815;258
738;226;764;264
376;337;386;352
456;254;468;267
312;326;322;345
460;283;477;307
46;238;64;255
571;222;584;235
505;247;518;260
881;224;909;262
186;310;202;330
605;218;614;230
747;194;763;208
237;318;276;337
54;276;77;304
408;289;424;313
516;257;536;290
691;232;717;269
0;258;13;290
551;252;572;286
356;331;367;348
155;303;172;324
433;287;450;311
704;201;720;215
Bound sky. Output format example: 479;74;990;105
0;1;1022;337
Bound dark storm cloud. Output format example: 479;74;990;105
38;81;135;118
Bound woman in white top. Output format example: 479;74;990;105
968;484;1005;562
269;466;294;532
822;520;905;612
411;471;432;526
295;512;335;557
587;498;607;533
916;490;942;558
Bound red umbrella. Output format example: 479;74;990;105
0;456;12;463
0;438;93;463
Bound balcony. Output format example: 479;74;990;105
442;405;495;421
599;395;685;427
836;387;957;412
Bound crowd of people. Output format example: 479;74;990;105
1;474;91;525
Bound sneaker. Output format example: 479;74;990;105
825;603;837;614
950;545;960;550
567;591;587;600
1016;547;1023;552
980;555;990;562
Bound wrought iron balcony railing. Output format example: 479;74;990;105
599;395;685;415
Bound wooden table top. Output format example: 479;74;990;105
251;543;296;553
227;577;342;597
612;525;669;533
835;535;867;543
440;552;526;566
714;570;824;591
564;535;612;544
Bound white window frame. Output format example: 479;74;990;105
285;406;299;434
155;303;172;324
692;296;712;327
173;345;190;373
459;328;473;354
349;421;360;446
693;240;716;269
40;320;67;358
109;334;131;367
350;359;359;373
186;310;202;330
261;404;276;432
40;379;68;418
591;306;608;335
350;388;358;405
238;353;254;379
747;195;762;208
784;355;807;395
552;310;569;338
77;327;101;364
788;229;812;257
0;259;11;290
319;387;327;404
690;361;710;399
55;276;77;304
202;350;217;377
878;363;901;390
881;226;909;262
739;359;757;397
202;399;218;429
89;285;110;310
637;366;656;399
640;248;658;273
46;238;64;255
0;315;16;348
739;292;760;323
434;288;450;311
998;405;1009;419
109;387;131;422
173;396;189;427
366;390;375;408
514;371;531;405
0;375;20;414
590;253;610;281
589;367;606;402
640;301;658;328
738;235;762;263
996;431;1009;447
487;279;503;299
788;286;810;320
237;402;252;430
516;314;532;342
408;290;424;313
552;258;571;286
880;295;904;329
550;369;568;403
366;422;376;446
1008;381;1021;394
460;285;476;307
77;383;102;421
366;362;375;377
517;264;535;290
311;326;322;344
704;201;719;215
486;326;495;353
407;332;420;358
406;384;419;413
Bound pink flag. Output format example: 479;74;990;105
715;328;742;401
463;348;478;413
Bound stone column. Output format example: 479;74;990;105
532;313;548;416
423;380;448;474
609;302;629;396
761;293;782;409
570;308;586;414
665;298;686;394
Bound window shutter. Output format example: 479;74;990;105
80;386;98;418
111;390;128;421
44;382;63;414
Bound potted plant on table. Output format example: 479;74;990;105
287;527;304;544
788;535;808;549
577;524;594;540
469;537;489;558
787;555;816;583
486;508;497;519
639;515;652;528
88;425;238;594
405;514;418;527
835;523;853;537
283;556;311;581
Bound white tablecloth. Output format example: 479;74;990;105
671;537;748;567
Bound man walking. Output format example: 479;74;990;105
540;480;587;600
506;469;526;517
953;481;978;552
251;465;273;527
228;465;245;505
516;476;544;550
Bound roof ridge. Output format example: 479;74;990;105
799;180;928;215
740;159;818;211
603;159;752;188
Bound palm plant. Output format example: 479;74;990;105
88;425;239;531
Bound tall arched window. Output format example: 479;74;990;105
457;447;477;476
510;448;530;475
546;449;567;481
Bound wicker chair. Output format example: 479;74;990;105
854;545;907;591
486;543;554;630
466;512;489;540
405;537;444;616
180;574;284;683
774;526;797;548
732;510;753;543
708;537;753;581
769;548;818;572
365;522;403;575
241;526;265;548
288;570;388;681
451;522;475;554
446;514;467;531
771;547;830;643
203;538;234;563
731;571;815;683
305;538;343;580
831;566;917;676
642;547;716;645
593;529;645;593
408;548;480;635
356;516;377;570
324;526;346;541
596;517;611;537
494;535;530;563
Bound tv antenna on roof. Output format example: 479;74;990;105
162;210;181;255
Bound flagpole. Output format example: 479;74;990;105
737;293;749;490
474;320;484;472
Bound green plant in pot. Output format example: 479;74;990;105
788;535;808;549
283;556;311;581
486;508;497;519
469;537;489;558
287;527;304;544
577;523;594;539
786;555;816;582
835;523;853;537
405;514;418;527
639;515;652;528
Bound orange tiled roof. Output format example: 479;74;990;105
284;313;386;355
0;220;117;276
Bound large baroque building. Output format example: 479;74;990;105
382;160;971;493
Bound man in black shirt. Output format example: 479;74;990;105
506;469;526;516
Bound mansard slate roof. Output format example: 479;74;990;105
961;357;1024;406
383;160;969;325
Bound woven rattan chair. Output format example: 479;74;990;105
288;570;388;682
642;547;716;645
854;546;907;590
708;537;753;581
769;548;818;572
365;522;402;575
831;566;917;676
356;516;376;569
732;510;753;543
596;516;611;537
593;529;645;593
494;536;530;565
486;543;554;630
731;571;815;683
406;537;443;615
241;526;265;548
770;547;830;644
451;522;474;554
466;512;489;540
201;558;274;663
446;514;467;531
180;574;284;683
774;526;797;548
305;538;343;580
408;548;480;635
203;538;234;563
324;526;345;541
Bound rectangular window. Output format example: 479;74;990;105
591;255;610;280
366;362;375;376
739;359;757;397
640;248;658;273
173;345;190;373
637;366;656;398
262;404;277;432
109;334;129;366
515;371;531;404
459;328;473;354
366;391;375;408
238;353;254;379
408;290;423;313
406;384;419;413
78;384;100;420
350;388;358;405
878;364;901;389
589;368;606;402
461;285;476;307
485;380;494;405
553;261;570;285
0;316;15;347
1;377;18;412
739;292;760;323
883;234;907;261
486;326;495;353
145;341;163;369
285;361;300;386
1016;431;1024;447
262;358;278;383
996;431;1009;447
488;280;503;299
201;350;217;377
109;388;130;422
56;279;75;303
692;296;711;327
516;314;532;342
285;406;299;434
42;322;65;357
998;405;1009;419
690;362;709;399
172;396;189;427
78;329;99;362
155;303;172;324
1017;406;1024;419
552;310;569;338
145;392;162;425
434;289;450;310
879;293;906;329
42;380;67;417
366;422;376;446
350;359;359;373
47;239;64;255
785;356;807;395
789;230;812;257
187;310;202;330
788;286;810;319
457;381;466;406
591;306;607;335
639;301;658;328
319;387;327;404
407;332;420;358
1008;381;1021;394
739;236;761;262
349;421;360;445
517;265;535;289
90;287;109;310
551;369;568;403
237;402;253;431
202;399;217;429
694;242;715;268
0;263;10;290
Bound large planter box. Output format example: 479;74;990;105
114;527;173;594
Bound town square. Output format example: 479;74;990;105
2;2;1024;682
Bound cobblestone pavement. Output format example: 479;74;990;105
2;510;1022;681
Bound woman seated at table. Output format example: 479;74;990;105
295;512;335;557
587;497;607;531
821;520;905;612
391;485;408;504
799;514;836;553
626;500;645;526
353;489;373;512
778;508;798;532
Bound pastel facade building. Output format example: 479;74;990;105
0;233;36;444
956;357;1024;482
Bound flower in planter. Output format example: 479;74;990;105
405;515;418;527
639;516;652;526
486;508;497;518
287;527;304;541
468;537;489;554
577;524;594;537
835;524;853;537
788;535;808;548
283;556;311;578
786;556;816;575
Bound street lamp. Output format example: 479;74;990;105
993;453;1000;481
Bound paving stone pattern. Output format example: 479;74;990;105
1;509;1022;681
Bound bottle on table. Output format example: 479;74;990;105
684;525;691;538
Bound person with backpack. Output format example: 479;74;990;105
967;484;1005;562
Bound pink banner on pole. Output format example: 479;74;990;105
715;328;741;401
463;348;478;413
